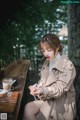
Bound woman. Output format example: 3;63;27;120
23;33;76;120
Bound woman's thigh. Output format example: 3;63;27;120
33;100;44;109
24;100;43;115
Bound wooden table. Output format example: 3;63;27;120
0;59;30;120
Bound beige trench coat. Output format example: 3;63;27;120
34;54;76;120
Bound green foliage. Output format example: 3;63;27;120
0;0;67;68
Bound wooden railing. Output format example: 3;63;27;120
0;59;30;120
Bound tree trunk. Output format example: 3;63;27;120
68;4;80;120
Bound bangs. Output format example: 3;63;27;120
39;41;56;52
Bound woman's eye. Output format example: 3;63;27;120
47;49;52;51
41;49;52;53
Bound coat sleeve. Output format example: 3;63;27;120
39;60;76;99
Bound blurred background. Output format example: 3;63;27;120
0;0;68;72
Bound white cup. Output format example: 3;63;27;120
2;78;13;92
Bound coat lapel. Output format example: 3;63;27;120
44;54;69;87
45;71;57;87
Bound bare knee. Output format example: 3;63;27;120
23;102;39;119
23;103;31;118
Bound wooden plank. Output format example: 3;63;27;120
0;59;30;120
0;91;19;112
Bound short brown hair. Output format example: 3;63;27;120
39;33;63;53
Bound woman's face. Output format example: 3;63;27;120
40;42;59;60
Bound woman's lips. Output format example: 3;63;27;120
46;56;50;59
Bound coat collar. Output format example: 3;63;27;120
43;54;68;72
54;54;68;72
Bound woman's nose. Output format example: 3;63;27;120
44;51;48;56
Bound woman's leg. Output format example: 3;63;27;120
23;101;40;120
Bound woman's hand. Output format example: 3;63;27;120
29;84;38;94
29;84;44;96
31;87;44;96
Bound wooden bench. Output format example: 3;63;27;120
0;59;30;120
